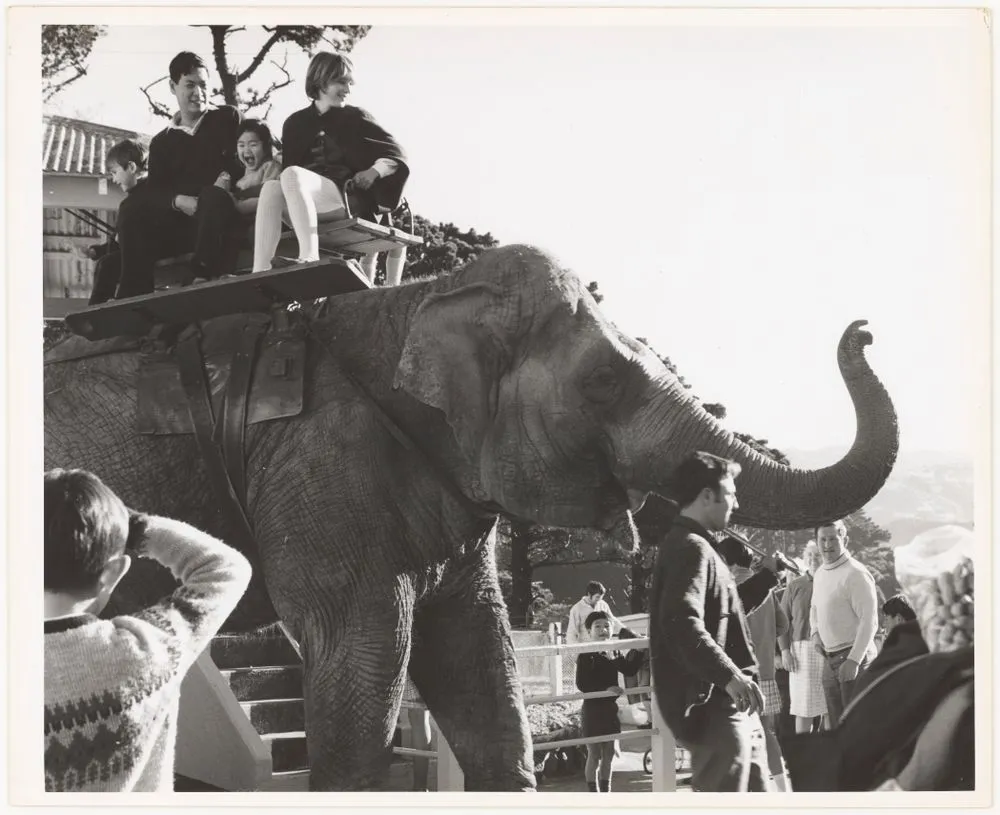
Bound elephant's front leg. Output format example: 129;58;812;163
409;558;536;791
299;595;412;790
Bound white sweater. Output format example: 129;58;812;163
809;553;878;664
566;597;617;644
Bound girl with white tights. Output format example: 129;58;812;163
252;52;409;285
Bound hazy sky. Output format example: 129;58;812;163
45;11;989;459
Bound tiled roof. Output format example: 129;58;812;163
42;116;151;177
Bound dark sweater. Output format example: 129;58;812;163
650;516;778;742
575;628;645;701
144;106;243;209
280;103;409;212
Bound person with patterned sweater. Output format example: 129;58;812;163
43;468;252;792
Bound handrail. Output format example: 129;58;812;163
525;686;653;706
535;729;659;752
515;636;649;657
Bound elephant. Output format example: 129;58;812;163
43;243;899;790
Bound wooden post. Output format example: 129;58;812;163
547;624;563;695
434;721;465;791
649;665;677;792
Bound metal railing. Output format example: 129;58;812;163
390;618;680;792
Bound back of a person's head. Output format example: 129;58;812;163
717;535;753;568
169;51;207;83
672;451;741;508
882;593;917;622
107;139;147;172
44;469;129;594
305;51;354;100
586;581;605;596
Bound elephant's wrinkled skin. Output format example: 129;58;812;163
44;244;898;790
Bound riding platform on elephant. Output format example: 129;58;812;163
59;212;423;339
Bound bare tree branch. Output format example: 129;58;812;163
140;75;173;119
43;69;88;102
224;26;247;36
236;28;285;83
244;55;292;111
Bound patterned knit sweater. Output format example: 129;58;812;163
44;518;252;792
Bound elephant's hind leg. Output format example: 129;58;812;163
299;596;412;791
409;561;536;791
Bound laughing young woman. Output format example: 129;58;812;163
251;52;410;285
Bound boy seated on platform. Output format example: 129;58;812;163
43;468;252;791
112;50;244;300
87;139;147;305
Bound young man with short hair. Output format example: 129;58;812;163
809;519;879;727
44;468;252;791
649;451;785;792
113;51;243;299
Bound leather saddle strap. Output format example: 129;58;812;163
176;332;257;545
218;317;269;502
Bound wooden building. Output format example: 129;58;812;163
42;115;150;318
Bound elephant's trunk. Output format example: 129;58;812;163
618;321;899;530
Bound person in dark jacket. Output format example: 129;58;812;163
251;51;410;284
649;451;786;792
87;139;147;305
575;611;643;792
113;51;243;299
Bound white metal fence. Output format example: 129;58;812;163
393;615;681;792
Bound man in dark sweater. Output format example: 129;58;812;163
650;452;784;791
114;51;243;299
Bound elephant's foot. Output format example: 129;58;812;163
409;569;537;791
298;596;414;791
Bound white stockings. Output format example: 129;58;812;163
252;166;346;272
252;164;406;284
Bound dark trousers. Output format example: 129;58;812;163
680;694;773;792
774;668;797;741
820;647;871;728
116;185;241;299
89;250;122;305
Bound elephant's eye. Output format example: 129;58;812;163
581;365;620;404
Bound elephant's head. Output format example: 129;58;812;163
393;244;898;531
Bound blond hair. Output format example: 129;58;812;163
305;52;354;100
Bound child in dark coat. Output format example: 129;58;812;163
87;139;148;305
575;610;643;792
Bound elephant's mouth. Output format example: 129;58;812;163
593;470;637;531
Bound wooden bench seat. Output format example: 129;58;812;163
65;256;372;341
151;217;423;291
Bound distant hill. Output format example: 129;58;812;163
784;448;974;548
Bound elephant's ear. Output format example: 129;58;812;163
393;282;511;461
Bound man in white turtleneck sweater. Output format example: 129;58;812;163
809;520;878;727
